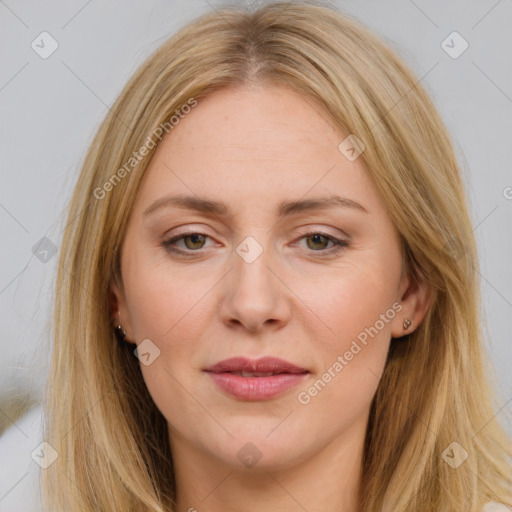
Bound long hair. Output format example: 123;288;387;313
41;1;512;510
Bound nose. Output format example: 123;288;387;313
217;239;291;333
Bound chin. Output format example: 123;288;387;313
205;425;313;472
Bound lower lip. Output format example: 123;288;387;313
206;372;308;401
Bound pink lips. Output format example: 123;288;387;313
204;356;309;401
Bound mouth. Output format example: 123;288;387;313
204;356;310;401
225;371;288;377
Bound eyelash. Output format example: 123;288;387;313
162;231;348;257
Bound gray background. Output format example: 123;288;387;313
0;0;511;507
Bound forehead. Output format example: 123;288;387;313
132;84;385;218
168;84;340;159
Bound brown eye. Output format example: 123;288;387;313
162;232;212;254
305;233;330;250
296;231;348;256
182;234;207;250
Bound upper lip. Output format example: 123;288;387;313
204;356;308;374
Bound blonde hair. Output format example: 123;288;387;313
42;1;512;511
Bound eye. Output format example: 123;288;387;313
296;231;348;255
162;232;213;254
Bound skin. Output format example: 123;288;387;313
110;83;431;512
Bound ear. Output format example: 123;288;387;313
391;268;432;338
108;276;136;345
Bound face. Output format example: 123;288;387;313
111;83;430;472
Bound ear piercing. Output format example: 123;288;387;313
114;324;127;343
403;318;411;331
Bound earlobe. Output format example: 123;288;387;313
392;271;433;338
108;278;135;344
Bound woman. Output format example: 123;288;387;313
41;1;512;511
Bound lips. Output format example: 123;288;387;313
205;356;308;374
204;356;309;401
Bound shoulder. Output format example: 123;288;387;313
0;405;45;511
482;502;512;512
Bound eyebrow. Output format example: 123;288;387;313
143;194;369;218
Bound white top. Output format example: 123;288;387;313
0;406;510;511
484;504;512;512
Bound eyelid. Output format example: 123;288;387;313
297;225;347;238
296;224;350;240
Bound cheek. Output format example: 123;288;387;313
123;249;214;342
122;263;214;423
302;260;398;346
293;262;397;405
122;258;222;407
